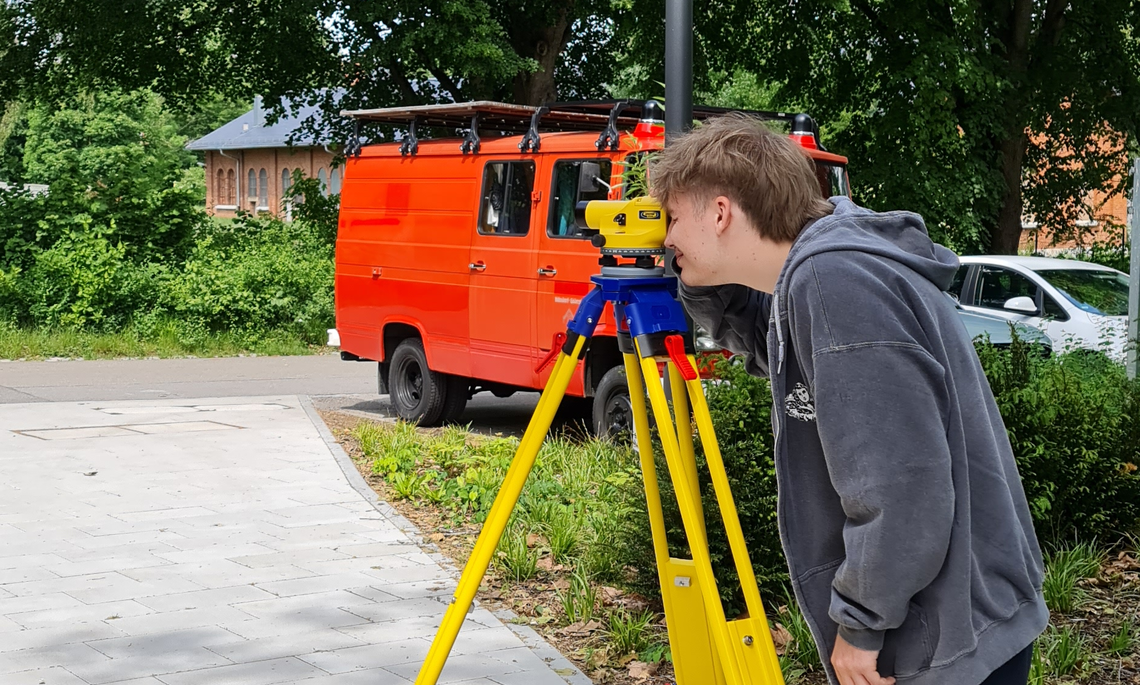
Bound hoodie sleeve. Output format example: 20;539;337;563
788;256;955;653
677;279;772;378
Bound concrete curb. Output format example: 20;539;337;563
298;395;593;685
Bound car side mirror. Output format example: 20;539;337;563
1003;296;1038;315
578;161;602;194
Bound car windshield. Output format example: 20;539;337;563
1034;268;1130;316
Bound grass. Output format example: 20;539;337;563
348;418;1137;685
0;323;326;360
1034;624;1090;679
778;590;822;673
1042;541;1105;613
495;526;538;582
1106;620;1137;656
605;608;656;655
557;567;598;624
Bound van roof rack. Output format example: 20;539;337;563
340;99;821;156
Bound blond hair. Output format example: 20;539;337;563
649;113;834;242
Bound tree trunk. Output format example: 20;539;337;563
992;131;1028;254
989;0;1034;254
509;17;571;106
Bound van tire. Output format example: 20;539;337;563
441;376;469;423
389;339;448;426
592;366;633;441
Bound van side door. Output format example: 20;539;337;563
468;159;539;387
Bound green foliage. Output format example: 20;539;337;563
495;525;539;582
778;590;823;673
0;322;317;360
1057;242;1132;274
556;567;598;624
285;171;340;244
1034;624;1089;679
1042;542;1104;613
0;102;28;182
605;608;656;655
1107;620;1137;655
21;89;203;261
161;212;334;345
23;231;159;330
976;335;1140;543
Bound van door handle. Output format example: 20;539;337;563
537;267;557;276
469;261;486;272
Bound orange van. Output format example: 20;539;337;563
333;101;849;437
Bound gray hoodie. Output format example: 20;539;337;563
677;197;1048;685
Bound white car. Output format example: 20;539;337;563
950;255;1132;360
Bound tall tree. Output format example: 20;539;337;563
0;0;620;146
735;0;1140;253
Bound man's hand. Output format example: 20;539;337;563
831;633;895;685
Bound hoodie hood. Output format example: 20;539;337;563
768;196;960;375
775;196;960;305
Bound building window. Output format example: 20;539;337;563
330;168;342;195
258;168;268;207
214;169;225;204
281;168;292;220
226;170;235;204
247;169;257;201
318;168;328;197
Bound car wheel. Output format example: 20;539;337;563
593;366;634;442
388;339;448;426
440;375;469;423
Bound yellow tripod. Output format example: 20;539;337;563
414;271;784;685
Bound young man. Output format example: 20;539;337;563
652;115;1048;685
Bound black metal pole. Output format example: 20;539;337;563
664;0;694;354
664;0;693;142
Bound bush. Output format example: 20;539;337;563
630;332;1140;616
23;230;160;330
976;334;1140;543
161;211;334;344
21;89;204;261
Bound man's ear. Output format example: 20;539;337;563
712;195;733;237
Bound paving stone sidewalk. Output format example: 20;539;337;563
0;395;588;685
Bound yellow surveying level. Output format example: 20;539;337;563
414;198;785;685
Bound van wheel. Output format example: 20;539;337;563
593;366;633;442
389;339;447;426
441;376;469;423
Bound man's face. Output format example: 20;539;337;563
663;192;723;287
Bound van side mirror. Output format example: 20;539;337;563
1003;296;1038;315
578;161;602;194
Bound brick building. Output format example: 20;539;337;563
1019;132;1135;254
187;96;339;218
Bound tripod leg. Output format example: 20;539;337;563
636;342;745;685
414;334;588;685
455;347;574;601
667;363;707;546
681;357;785;684
627;352;725;685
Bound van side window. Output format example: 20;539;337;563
479;161;536;236
549;159;613;238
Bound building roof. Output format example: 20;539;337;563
186;96;333;151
